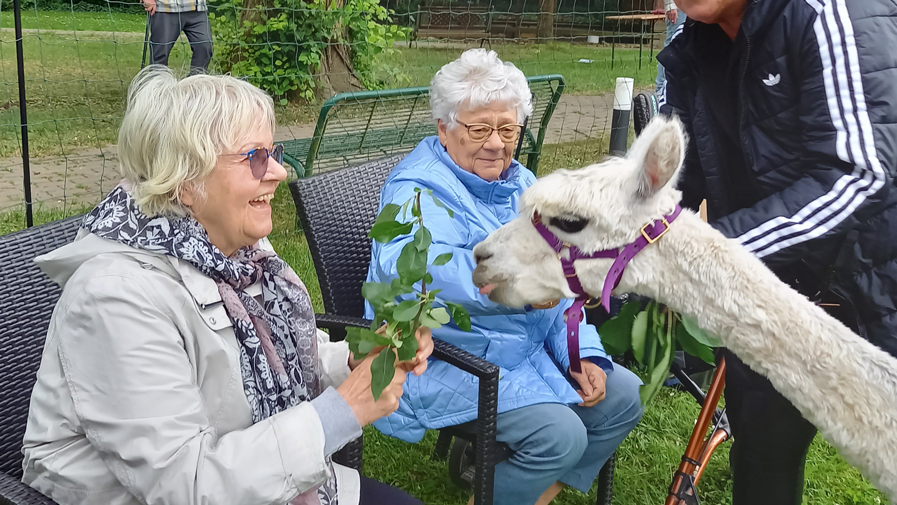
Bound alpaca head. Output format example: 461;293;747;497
472;115;687;307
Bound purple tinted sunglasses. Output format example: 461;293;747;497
223;144;284;179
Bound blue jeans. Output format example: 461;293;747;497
655;14;687;93
492;367;644;505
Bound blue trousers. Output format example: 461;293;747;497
492;367;644;505
655;14;687;93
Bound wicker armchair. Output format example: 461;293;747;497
289;155;616;505
0;215;367;505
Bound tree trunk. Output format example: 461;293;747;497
536;0;557;43
316;0;365;100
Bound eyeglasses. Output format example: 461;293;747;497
457;122;524;143
220;144;284;179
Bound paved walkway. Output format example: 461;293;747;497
0;89;651;210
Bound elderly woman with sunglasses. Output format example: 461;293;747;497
21;66;431;505
364;49;643;505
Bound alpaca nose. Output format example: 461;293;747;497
474;250;493;264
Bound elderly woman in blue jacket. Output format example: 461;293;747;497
365;49;644;505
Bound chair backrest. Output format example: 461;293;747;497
288;155;402;321
292;75;565;177
0;216;82;478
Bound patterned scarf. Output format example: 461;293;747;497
83;184;338;505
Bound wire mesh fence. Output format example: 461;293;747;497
0;0;663;227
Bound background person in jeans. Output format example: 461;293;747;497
142;0;212;74
653;0;686;95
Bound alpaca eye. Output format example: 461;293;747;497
549;216;589;233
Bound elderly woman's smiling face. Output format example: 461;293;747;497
181;123;287;257
438;102;519;181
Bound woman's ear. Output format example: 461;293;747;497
179;182;197;209
437;119;448;147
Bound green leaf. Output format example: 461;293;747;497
396;330;418;361
597;301;641;356
400;199;411;219
419;311;442;329
432;252;453;266
445;302;471;331
631;311;649;365
390;277;415;295
676;322;716;364
369;221;413;243
362;281;396;308
370;350;396;401
345;326;391;358
639;338;676;405
429;307;450;324
423;273;433;285
644;316;658;370
397;242;427;284
680;315;721;347
413;227;431;252
375;203;401;225
393;299;421;322
356;338;379;357
429;193;454;217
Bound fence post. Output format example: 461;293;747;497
13;0;32;227
609;77;633;157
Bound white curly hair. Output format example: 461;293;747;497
429;49;533;129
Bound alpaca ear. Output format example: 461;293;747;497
627;116;684;198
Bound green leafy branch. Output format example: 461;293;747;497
598;300;719;405
347;188;471;400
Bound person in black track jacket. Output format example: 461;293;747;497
658;0;897;503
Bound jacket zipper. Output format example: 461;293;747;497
738;2;757;166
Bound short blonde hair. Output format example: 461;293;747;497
118;66;275;216
430;49;533;128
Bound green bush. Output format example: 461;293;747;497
209;0;409;102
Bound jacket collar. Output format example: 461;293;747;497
426;136;524;204
658;0;789;67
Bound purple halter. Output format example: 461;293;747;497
532;205;682;373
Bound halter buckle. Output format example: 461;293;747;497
641;217;671;244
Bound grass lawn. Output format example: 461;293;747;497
378;42;657;96
0;10;147;32
0;10;652;158
1;137;888;505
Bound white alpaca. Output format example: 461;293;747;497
471;116;897;500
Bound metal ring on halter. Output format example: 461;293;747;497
583;298;602;309
530;299;561;310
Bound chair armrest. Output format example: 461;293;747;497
0;473;59;505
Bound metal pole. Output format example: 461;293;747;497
13;0;32;227
609;77;633;157
141;12;150;69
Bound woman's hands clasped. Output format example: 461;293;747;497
339;326;433;426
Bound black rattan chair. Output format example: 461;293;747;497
0;215;367;505
289;155;616;505
0;216;82;505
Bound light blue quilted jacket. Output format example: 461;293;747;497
365;136;610;442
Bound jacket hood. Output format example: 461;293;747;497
34;231;168;288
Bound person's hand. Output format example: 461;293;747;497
338;349;406;426
666;8;678;24
569;360;607;407
143;0;156;15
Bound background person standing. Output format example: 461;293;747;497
654;0;686;95
143;0;212;74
